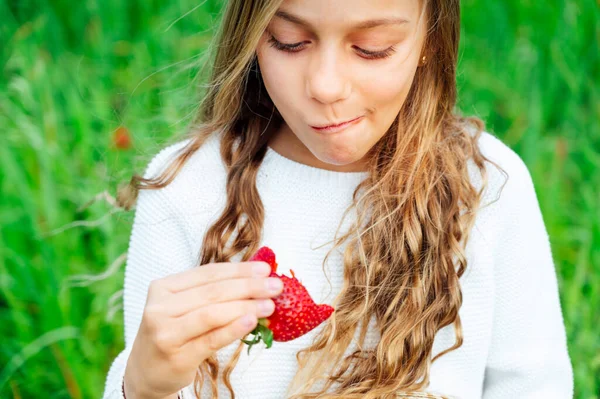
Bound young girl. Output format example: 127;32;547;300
103;0;573;398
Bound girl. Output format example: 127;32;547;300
103;0;573;398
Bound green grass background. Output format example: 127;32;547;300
1;0;598;397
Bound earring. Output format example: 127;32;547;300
420;55;427;66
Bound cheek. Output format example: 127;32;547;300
361;66;416;114
257;57;285;101
355;39;421;112
256;46;300;112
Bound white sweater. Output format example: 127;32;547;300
102;130;573;399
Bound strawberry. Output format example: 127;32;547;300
249;246;278;273
241;246;335;354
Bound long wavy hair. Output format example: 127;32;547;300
118;0;504;397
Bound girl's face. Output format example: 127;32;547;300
256;0;427;172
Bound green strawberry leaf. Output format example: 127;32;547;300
261;326;273;349
240;323;275;354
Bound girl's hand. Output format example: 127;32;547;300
123;261;284;399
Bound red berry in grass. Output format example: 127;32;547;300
112;126;132;150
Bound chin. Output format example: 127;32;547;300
316;149;366;169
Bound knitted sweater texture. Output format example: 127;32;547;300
102;130;573;399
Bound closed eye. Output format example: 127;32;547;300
267;34;396;60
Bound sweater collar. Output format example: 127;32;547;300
261;144;370;188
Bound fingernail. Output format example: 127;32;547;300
252;262;270;276
266;278;283;293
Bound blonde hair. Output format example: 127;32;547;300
118;0;504;397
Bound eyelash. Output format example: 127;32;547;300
267;34;396;60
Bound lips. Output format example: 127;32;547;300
311;116;362;130
310;116;363;133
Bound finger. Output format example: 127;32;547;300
184;314;259;360
174;299;275;347
165;277;284;317
161;261;272;293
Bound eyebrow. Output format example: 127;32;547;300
274;10;410;31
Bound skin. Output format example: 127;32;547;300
256;0;428;173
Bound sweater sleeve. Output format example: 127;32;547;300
102;145;194;399
481;155;574;398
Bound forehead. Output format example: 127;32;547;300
274;0;421;32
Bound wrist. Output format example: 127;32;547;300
122;367;143;399
122;377;181;399
123;361;182;399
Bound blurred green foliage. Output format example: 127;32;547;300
1;0;598;397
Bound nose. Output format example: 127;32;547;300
305;47;351;105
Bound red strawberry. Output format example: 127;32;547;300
242;246;335;353
249;246;278;273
